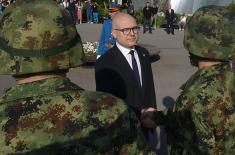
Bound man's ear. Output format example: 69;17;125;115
111;30;117;39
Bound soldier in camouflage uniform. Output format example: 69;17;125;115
0;0;151;154
143;5;235;154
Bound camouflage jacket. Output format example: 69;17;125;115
0;76;150;155
153;63;235;155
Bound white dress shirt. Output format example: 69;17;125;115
116;42;142;86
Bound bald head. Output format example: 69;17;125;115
112;13;137;30
111;13;139;48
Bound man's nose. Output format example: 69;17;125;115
129;29;136;35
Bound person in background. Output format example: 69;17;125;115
143;1;153;34
97;4;121;59
151;4;158;29
127;1;134;16
122;2;128;11
85;0;93;23
165;4;175;34
95;13;157;146
92;1;99;23
0;0;3;14
76;0;83;24
145;5;235;154
68;0;77;25
0;0;151;154
178;14;187;31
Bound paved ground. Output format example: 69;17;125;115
0;23;197;154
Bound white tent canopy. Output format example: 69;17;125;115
171;0;233;14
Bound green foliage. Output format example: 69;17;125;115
158;0;170;12
153;0;160;5
229;3;235;13
121;9;128;13
91;0;109;5
82;5;87;21
134;7;143;25
98;7;108;21
155;15;165;27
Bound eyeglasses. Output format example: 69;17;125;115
115;26;140;35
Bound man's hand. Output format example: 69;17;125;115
141;107;156;114
140;107;157;128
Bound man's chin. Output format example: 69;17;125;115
128;42;138;47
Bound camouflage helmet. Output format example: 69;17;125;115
184;5;235;61
0;0;84;75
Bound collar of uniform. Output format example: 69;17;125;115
1;76;82;103
116;41;136;57
179;63;229;91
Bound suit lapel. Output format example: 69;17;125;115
136;47;147;91
113;46;133;76
113;46;142;90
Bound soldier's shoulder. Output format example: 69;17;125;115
44;89;125;103
60;90;128;112
176;65;228;109
0;90;132;154
77;90;125;104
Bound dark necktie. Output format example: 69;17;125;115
130;50;141;85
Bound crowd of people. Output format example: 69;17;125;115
142;1;188;35
60;0;102;25
0;0;187;32
0;0;186;32
0;0;235;154
54;0;135;25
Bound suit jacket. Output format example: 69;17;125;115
165;9;175;23
143;6;153;19
95;45;156;118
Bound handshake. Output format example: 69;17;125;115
140;107;157;128
140;107;167;128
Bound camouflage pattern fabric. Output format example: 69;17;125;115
172;63;235;154
0;0;84;75
0;76;152;155
0;0;154;154
184;5;235;61
152;63;235;154
149;6;235;154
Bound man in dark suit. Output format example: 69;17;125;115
165;6;175;34
143;1;153;33
95;12;157;140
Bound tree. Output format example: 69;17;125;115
158;0;170;12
